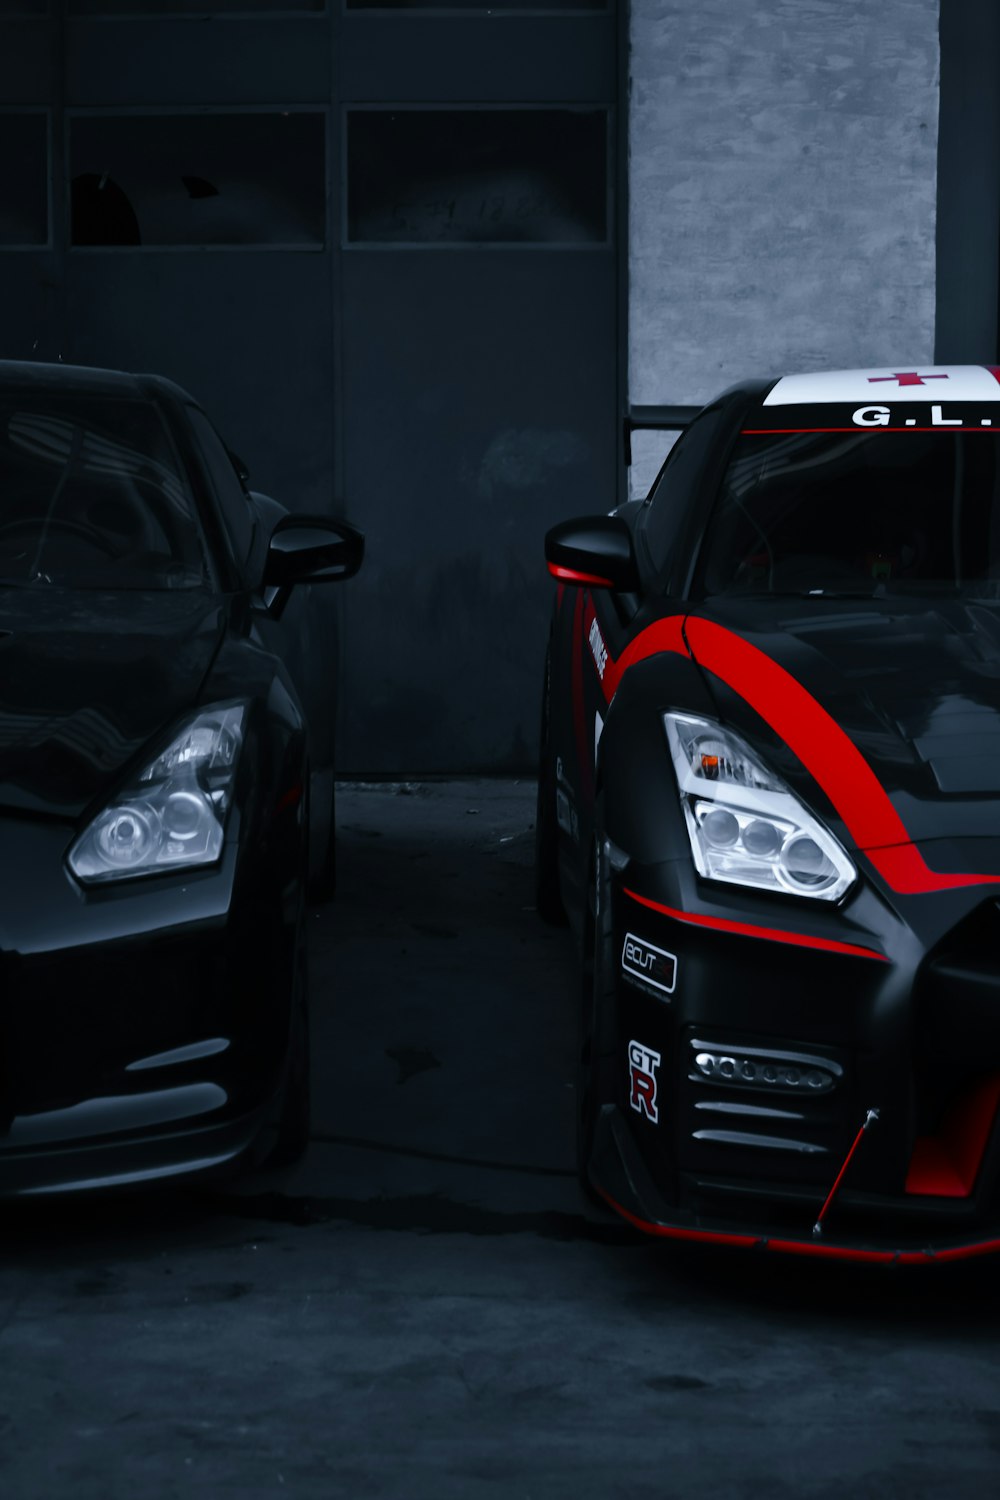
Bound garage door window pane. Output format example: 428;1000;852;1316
347;1;602;10
68;2;323;13
347;110;606;245
0;114;47;245
70;114;325;247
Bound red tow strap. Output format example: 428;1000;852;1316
813;1108;880;1237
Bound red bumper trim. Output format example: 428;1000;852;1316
597;1187;1000;1265
622;886;888;963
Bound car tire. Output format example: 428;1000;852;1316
269;936;312;1166
535;646;567;925
576;837;615;1209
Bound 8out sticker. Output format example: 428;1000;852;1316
628;1040;661;1124
622;933;677;998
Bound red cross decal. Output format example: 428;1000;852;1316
867;371;949;387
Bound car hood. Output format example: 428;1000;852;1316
0;588;226;818
687;596;1000;847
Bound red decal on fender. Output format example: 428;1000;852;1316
623;887;888;962
599;614;689;702
595;613;1000;895
684;617;1000;894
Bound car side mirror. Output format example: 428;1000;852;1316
545;515;640;592
265;515;365;587
263;515;365;615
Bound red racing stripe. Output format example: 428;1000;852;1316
591;613;1000;895
599;613;689;702
623;886;887;962
683;617;1000;895
684;617;908;850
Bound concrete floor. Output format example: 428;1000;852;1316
2;780;1000;1498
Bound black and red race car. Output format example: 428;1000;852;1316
538;365;1000;1264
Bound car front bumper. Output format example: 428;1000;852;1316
593;847;1000;1262
0;815;298;1196
589;1104;1000;1265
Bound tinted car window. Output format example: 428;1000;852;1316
0;395;212;590
186;405;255;567
700;429;1000;598
641;403;727;579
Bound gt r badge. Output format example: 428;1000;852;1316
622;933;677;998
628;1040;661;1124
588;618;608;679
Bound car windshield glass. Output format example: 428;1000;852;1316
698;429;1000;600
0;395;212;590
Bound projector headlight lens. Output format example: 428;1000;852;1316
68;703;246;885
664;711;855;901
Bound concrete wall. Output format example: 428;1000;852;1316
629;0;940;488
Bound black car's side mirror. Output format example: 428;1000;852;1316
263;515;364;615
265;516;365;587
545;515;640;593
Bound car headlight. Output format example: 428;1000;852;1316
664;711;856;901
68;704;246;885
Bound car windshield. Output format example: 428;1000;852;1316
0;394;212;590
699;429;1000;600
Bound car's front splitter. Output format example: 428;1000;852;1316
590;1102;1000;1265
0;1098;275;1197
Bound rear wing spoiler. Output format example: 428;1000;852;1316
624;405;700;466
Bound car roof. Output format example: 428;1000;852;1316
764;366;1000;405
0;359;195;406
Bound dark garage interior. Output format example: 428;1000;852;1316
0;0;624;772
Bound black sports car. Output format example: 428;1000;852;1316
539;365;1000;1264
0;360;363;1194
